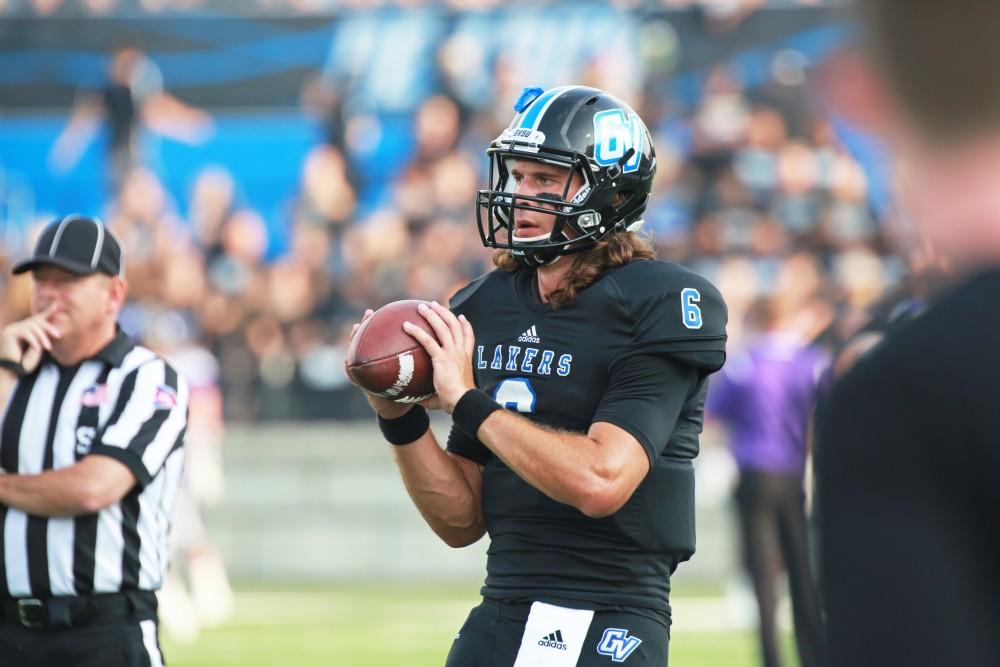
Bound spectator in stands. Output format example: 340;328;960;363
707;295;826;667
50;46;213;192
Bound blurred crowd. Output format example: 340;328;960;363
1;0;842;18
1;11;900;423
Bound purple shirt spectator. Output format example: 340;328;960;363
707;332;827;475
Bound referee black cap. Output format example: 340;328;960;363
12;215;123;277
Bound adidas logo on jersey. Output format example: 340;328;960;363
538;629;567;650
517;325;541;344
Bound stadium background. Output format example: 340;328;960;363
1;1;886;664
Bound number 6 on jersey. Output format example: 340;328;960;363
681;288;703;329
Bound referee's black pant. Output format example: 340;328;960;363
0;591;164;667
735;469;825;667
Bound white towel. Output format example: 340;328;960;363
512;601;595;667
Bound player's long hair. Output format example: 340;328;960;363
492;232;656;309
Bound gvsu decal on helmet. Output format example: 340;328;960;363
498;127;547;150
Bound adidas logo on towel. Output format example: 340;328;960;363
538;629;567;651
518;325;541;344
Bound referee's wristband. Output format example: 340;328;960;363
377;405;430;446
0;358;26;379
452;389;502;437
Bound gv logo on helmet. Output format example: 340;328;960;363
593;109;644;174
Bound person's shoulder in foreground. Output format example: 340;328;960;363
817;267;1000;667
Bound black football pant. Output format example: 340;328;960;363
446;597;669;666
0;618;164;667
736;470;825;667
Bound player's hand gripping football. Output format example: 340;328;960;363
345;309;416;420
403;302;475;415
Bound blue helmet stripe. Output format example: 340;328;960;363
517;86;576;131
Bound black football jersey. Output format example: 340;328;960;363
448;259;727;614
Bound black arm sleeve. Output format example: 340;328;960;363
592;353;699;467
445;422;493;465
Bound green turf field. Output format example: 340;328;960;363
162;583;798;666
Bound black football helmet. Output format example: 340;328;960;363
476;85;656;267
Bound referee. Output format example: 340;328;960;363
0;215;188;666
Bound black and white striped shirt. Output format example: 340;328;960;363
0;330;188;598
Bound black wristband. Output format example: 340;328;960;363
377;405;430;446
0;358;26;379
452;389;502;437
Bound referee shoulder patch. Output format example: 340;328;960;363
153;385;178;410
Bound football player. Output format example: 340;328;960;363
352;85;727;666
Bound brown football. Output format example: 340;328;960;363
345;300;436;402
